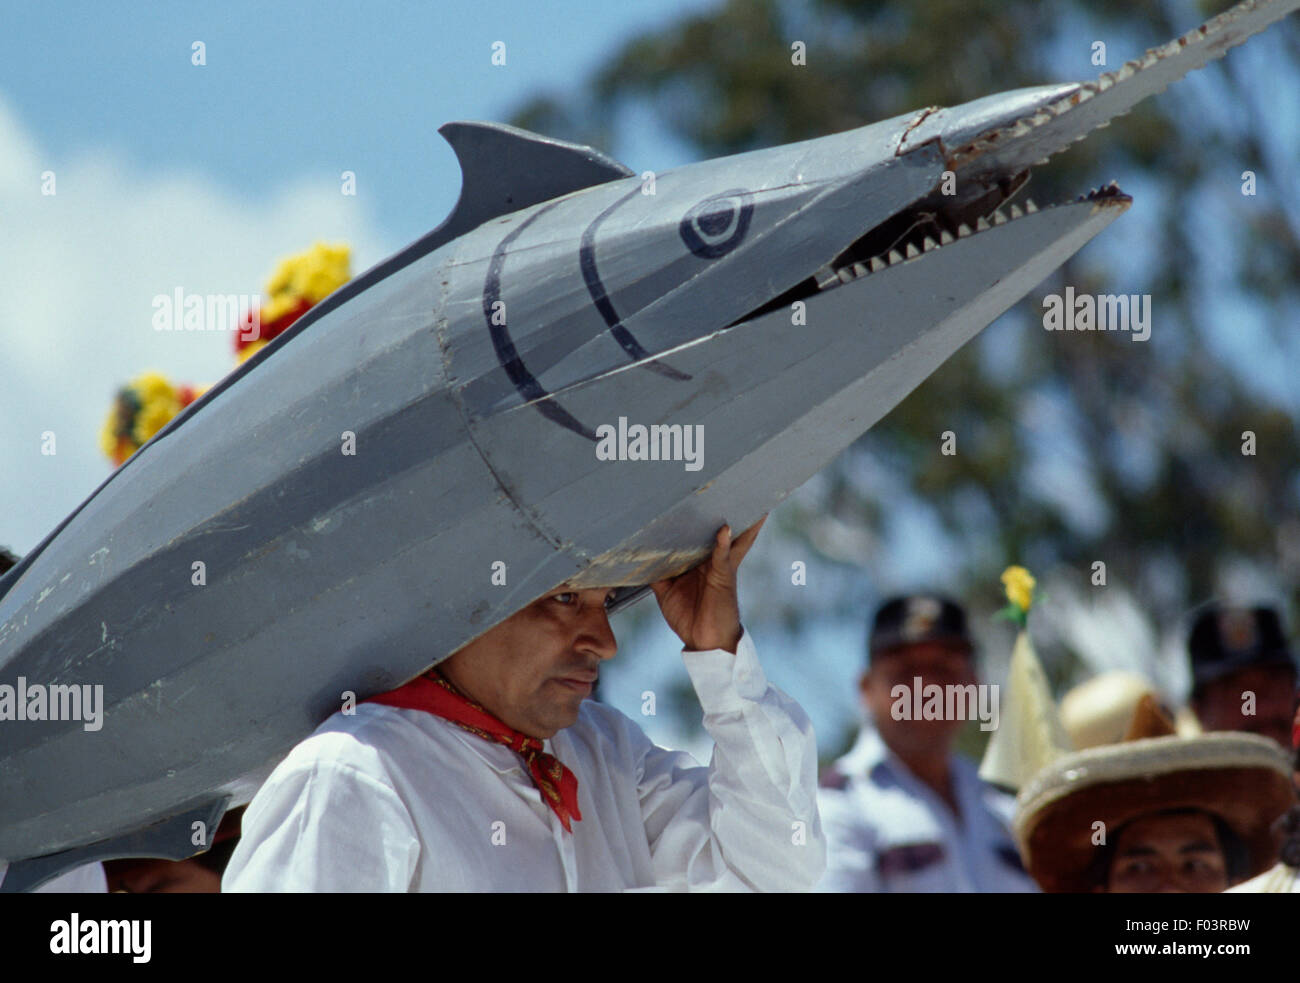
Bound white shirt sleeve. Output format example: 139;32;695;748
633;631;825;891
222;746;421;893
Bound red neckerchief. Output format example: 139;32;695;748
363;670;582;833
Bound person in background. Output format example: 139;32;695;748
1228;696;1300;892
817;594;1037;892
1188;604;1296;749
102;808;244;893
1014;695;1294;893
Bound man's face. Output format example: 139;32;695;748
860;641;977;755
437;587;618;739
1194;664;1297;748
1104;812;1230;893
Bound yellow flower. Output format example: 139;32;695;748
98;414;119;460
129;372;182;446
1001;565;1036;613
261;242;351;324
236;338;267;363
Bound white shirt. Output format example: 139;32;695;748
223;633;824;892
1227;862;1300;893
816;728;1037;892
0;861;107;893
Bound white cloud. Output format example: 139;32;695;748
0;95;394;555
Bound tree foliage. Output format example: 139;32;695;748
511;0;1300;644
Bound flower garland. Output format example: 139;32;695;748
100;242;352;468
235;242;351;362
99;372;205;466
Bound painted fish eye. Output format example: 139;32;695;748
680;189;754;259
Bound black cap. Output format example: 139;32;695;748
869;594;972;660
1188;604;1296;689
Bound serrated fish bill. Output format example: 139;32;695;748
953;0;1300;178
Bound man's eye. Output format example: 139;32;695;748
553;592;577;605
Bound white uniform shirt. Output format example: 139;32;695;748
224;633;824;892
816;728;1037;892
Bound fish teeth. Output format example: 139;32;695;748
1009;204;1024;219
922;236;939;252
814;266;839;289
976;216;991;231
905;242;921;259
1025;199;1039;213
992;210;1009;225
939;229;954;245
887;249;905;266
870;256;888;272
957;223;973;238
837;267;855;284
851;262;868;277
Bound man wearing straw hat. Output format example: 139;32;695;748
984;568;1295;892
1014;703;1294;892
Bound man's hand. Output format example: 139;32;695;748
652;517;766;654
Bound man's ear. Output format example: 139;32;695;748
858;670;879;709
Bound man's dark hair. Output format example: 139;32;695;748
1089;807;1250;889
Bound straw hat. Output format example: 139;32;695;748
1058;671;1200;749
1014;704;1294;893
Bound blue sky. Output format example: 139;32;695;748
0;0;708;245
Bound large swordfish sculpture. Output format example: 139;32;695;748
2;0;1297;888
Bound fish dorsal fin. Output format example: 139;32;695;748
437;120;634;234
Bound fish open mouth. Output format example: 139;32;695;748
733;0;1300;325
739;180;1132;323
